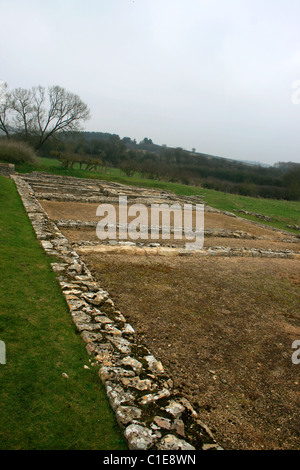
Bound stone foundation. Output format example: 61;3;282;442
0;163;15;177
11;174;222;451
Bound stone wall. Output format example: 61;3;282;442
75;242;297;259
0;163;15;177
21;172;205;206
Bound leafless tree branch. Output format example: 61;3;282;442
0;83;91;148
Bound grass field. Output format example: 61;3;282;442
13;157;300;234
0;175;127;450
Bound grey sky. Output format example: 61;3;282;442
1;0;300;165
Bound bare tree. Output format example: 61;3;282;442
10;87;35;138
0;83;91;148
32;85;91;148
0;81;10;138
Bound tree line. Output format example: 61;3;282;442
51;133;299;201
0;82;299;200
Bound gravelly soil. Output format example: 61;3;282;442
81;253;300;450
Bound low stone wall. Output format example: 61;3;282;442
0;163;15;177
22;172;205;206
237;209;272;222
75;242;298;259
54;218;262;240
11;174;222;451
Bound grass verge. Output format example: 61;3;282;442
0;175;127;450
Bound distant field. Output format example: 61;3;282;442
13;156;300;234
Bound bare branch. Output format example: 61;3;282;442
0;81;10;138
10;87;35;137
0;83;91;148
38;85;91;147
32;86;46;134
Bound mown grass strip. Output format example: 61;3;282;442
0;175;127;450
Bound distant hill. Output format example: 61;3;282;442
80;131;273;168
72;131;299;200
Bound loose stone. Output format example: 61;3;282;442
173;418;185;437
121;377;153;391
75;322;102;332
165;400;185;418
156;434;195;450
100;366;135;383
124;424;155;450
105;382;135;411
108;336;131;354
94;315;113;324
121;357;143;374
140;388;171;405
81;331;103;343
153;416;172;430
122;323;135;334
145;355;165;375
116;406;142;426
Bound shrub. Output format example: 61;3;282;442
0;139;37;164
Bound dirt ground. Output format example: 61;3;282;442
81;253;300;450
40;199;300;450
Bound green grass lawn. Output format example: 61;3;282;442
0;175;127;450
14;156;300;234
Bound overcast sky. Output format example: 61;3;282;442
1;0;300;165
